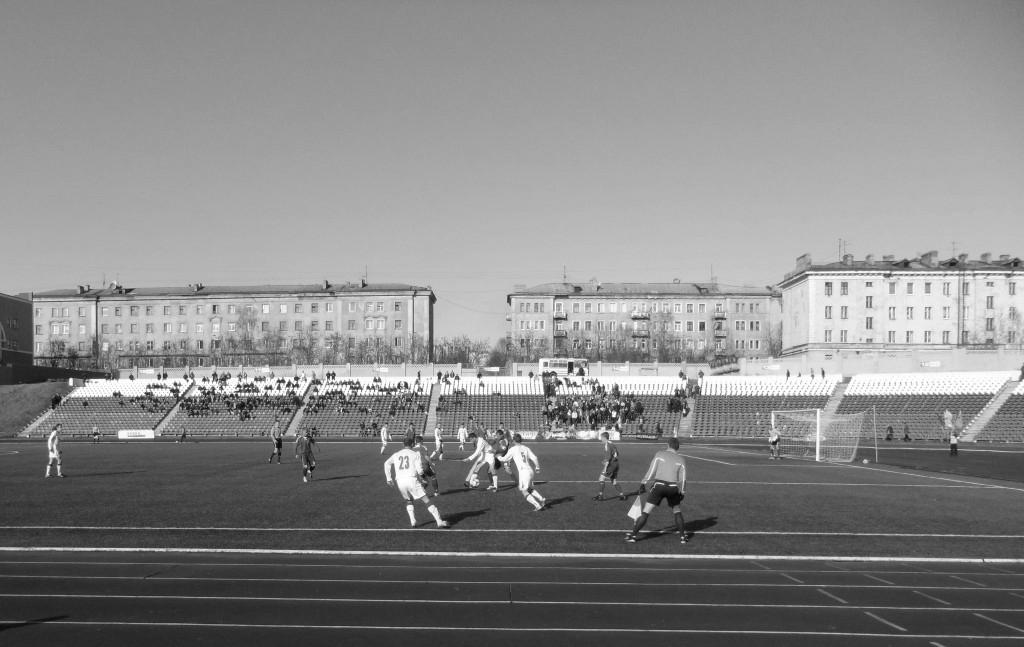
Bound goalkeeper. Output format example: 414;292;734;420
626;437;688;544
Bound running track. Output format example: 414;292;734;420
2;551;1023;646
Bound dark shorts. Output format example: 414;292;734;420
273;438;283;449
602;461;620;480
646;481;684;508
423;465;436;478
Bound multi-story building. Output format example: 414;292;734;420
778;251;1024;355
32;280;435;369
0;291;32;366
506;281;782;361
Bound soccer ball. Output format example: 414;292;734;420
468;473;480;488
862;459;869;464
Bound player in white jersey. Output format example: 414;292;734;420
45;423;65;478
379;423;391;454
431;424;445;462
456;423;469;451
462;432;498;490
384;438;449;528
498;434;546;511
413;435;440;496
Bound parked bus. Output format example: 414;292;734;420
538;357;589;377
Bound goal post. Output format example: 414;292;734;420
770;408;874;463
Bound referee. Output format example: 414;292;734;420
626;437;688;544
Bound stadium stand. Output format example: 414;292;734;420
836;371;1016;441
39;378;183;438
435;377;546;434
162;374;308;438
297;377;431;438
690;375;841;437
974;380;1024;443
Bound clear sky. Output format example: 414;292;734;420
2;0;1022;343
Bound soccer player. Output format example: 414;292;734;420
91;425;100;444
384;438;449;528
594;431;625;501
494;429;513;477
45;423;65;478
768;423;781;459
431;424;445;462
456;423;468;451
379;423;391;455
626;437;688;544
498;433;546;511
462;431;497;490
294;428;317;483
268;419;283;464
413;434;440;496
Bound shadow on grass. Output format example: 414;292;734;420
64;471;142;478
543;496;574;510
643;516;719;540
440;508;490;526
319;474;366;482
0;615;69;633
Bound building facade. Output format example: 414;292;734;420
778;251;1024;356
0;291;33;366
506;281;782;362
32;281;435;369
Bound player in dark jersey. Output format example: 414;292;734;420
594;431;626;501
413;435;440;496
294;429;317;483
626;437;689;544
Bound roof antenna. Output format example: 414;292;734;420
563;265;567;282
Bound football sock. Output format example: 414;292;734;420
427;505;442;524
406;504;416;526
632;512;649;535
674;512;685;534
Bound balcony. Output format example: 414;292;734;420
713;311;728;320
713;329;728;338
631;330;650;338
553;330;568;338
552;311;567;320
630;311;650;320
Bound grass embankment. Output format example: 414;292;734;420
0;381;74;437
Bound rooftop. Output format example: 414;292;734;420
781;251;1024;285
507;281;776;304
32;281;434;300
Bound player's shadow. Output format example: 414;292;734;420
443;508;489;526
655;516;719;536
69;471;141;478
0;615;69;633
544;496;574;510
320;474;365;482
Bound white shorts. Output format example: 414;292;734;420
396;478;427;502
48;450;61;462
517;469;535;493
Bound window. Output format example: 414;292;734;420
889;282;896;295
735;320;746;331
888;331;896;343
228;323;236;332
294;304;302;314
163;323;172;333
673;304;682;314
751;321;761;332
196;340;204;350
840;282;848;295
279;304;287;314
177;305;185;315
824;330;832;342
924;282;932;295
906;307;914;320
326;302;334;313
698;321;706;332
942;330;951;344
196;305;204;315
824;282;833;296
78;307;86;318
906;282;914;295
195;323;204;334
294;321;303;331
943;282;951;296
865;317;873;330
179;340;187;350
262;304;271;314
584;303;592;314
824;306;832;320
840;306;848;320
212;322;220;335
699;304;706;314
78;324;86;335
101;307;109;317
131;306;139;316
281;321;289;332
309;303;318;314
686;304;695;314
572;321;580;331
840;330;848;343
986;318;995;331
986;281;995;288
325;321;333;331
906;331;914;343
376;302;384;312
924;331;932;343
1010;307;1018;321
261;321;269;332
584;321;592;331
229;305;238;315
963;283;970;296
211;305;220;315
572;303;580;314
673;321;682;332
364;320;373;330
101;324;109;334
1010;283;1017;296
348;320;356;330
179;323;187;333
865;296;873;309
888;307;896;320
146;341;154;351
1010;331;1017;344
145;323;154;334
131;323;139;334
942;306;951;320
394;319;402;330
986;296;995;310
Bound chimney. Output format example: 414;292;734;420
842;254;854;266
77;285;86;295
865;254;875;265
980;252;992;263
193;282;203;293
958;253;968;264
322;280;330;290
920;250;938;267
360;278;367;288
795;253;812;270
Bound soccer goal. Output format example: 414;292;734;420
770;408;875;463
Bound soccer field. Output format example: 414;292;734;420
2;438;1023;559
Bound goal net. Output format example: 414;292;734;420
770;409;872;463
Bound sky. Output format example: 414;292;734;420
2;0;1022;343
